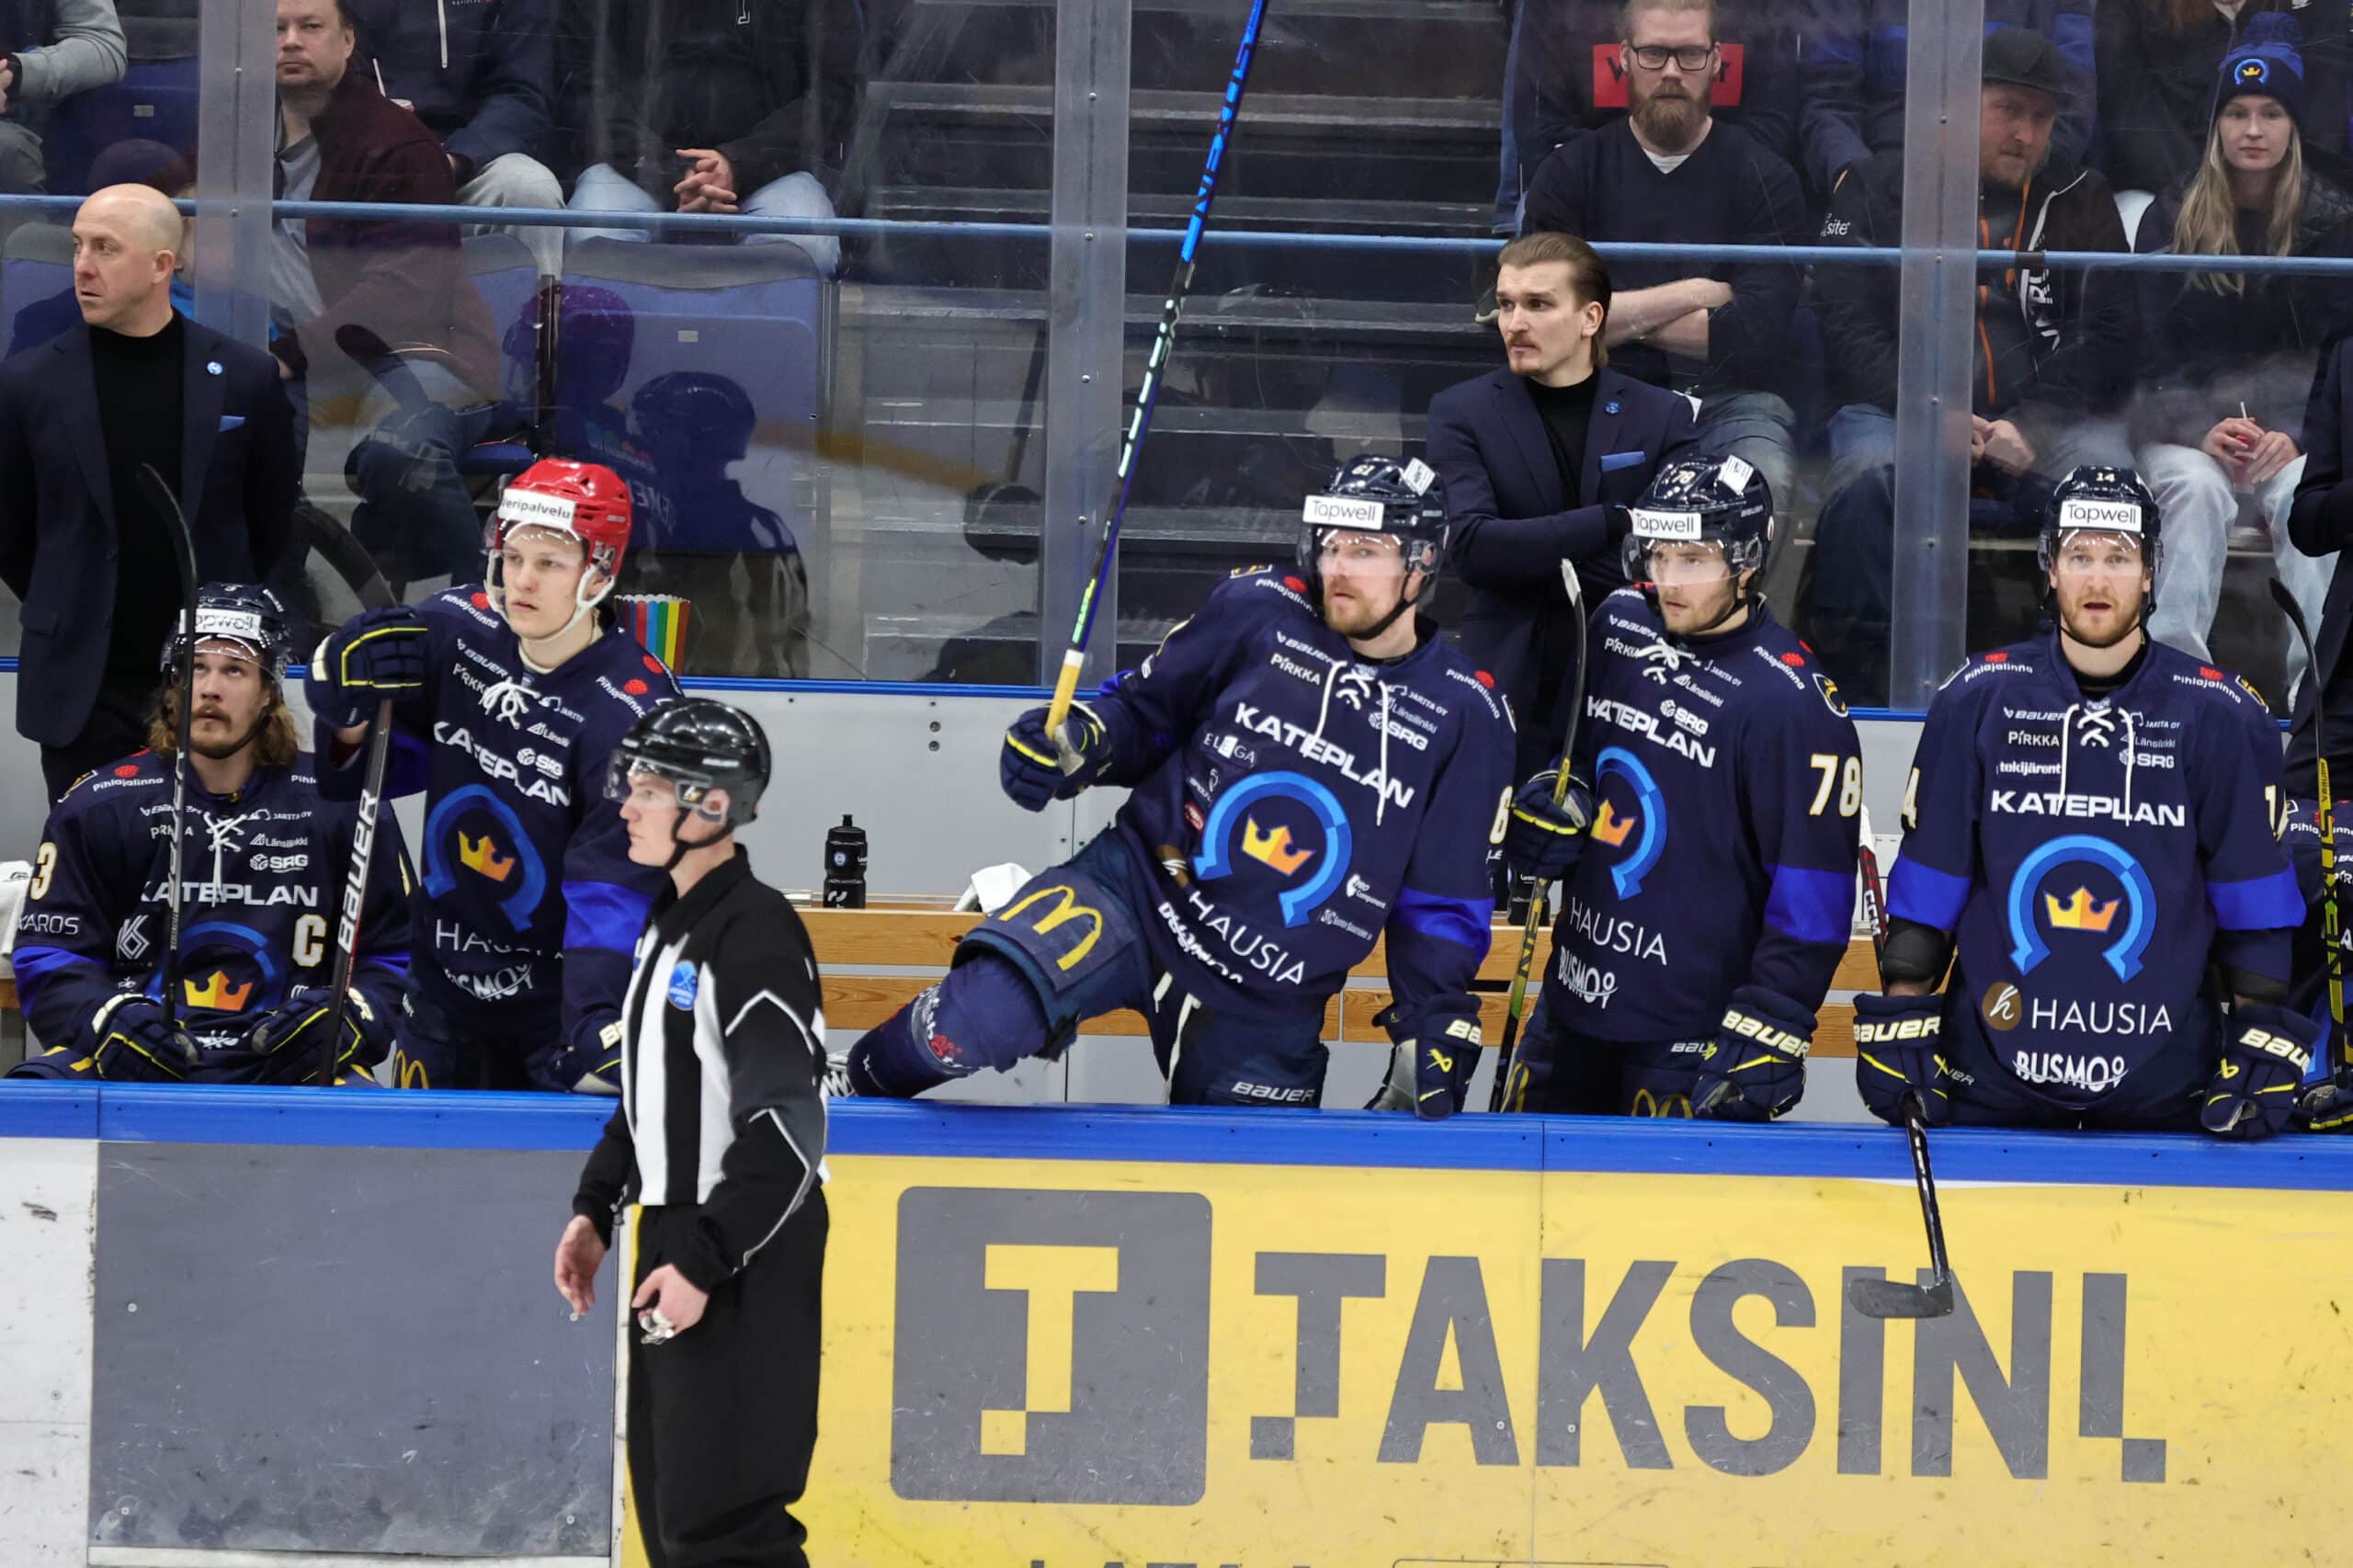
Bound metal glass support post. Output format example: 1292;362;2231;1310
1887;5;1988;705
189;0;277;346
1039;0;1133;688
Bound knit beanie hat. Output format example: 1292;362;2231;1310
2218;15;2308;130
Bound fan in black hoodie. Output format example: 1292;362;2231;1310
563;0;861;275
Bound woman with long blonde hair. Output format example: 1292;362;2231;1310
2130;21;2353;697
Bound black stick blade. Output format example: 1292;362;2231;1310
2270;574;2314;639
1847;1272;1956;1320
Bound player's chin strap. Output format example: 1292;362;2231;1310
1331;542;1438;644
487;552;617;669
665;807;734;871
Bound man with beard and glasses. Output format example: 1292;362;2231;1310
5;585;413;1087
1520;0;1808;534
1855;467;2315;1137
1802;26;2134;702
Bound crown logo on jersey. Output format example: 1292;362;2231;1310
1591;801;1639;848
184;971;253;1011
1241;817;1315;876
459;831;517;882
2044;885;2120;933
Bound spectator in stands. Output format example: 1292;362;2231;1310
0;0;123;198
1801;28;2132;699
2099;0;2350;200
2131;24;2352;687
272;0;500;586
1427;231;1696;778
346;0;564;277
2286;334;2353;800
1494;0;1798;229
1801;0;2094;200
1520;0;1805;525
0;184;294;801
563;0;860;276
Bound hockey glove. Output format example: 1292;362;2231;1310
2299;1066;2353;1132
1851;991;1950;1127
1504;770;1597;885
2201;1003;2319;1141
245;990;388;1085
307;606;428;726
1692;985;1814;1121
999;701;1114;812
86;993;199;1080
1367;997;1483;1119
546;1018;626;1096
6;1044;94;1080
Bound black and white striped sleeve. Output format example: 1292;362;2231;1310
668;903;829;1293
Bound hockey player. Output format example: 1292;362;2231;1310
558;699;828;1568
841;455;1517;1113
305;458;683;1092
5;585;410;1085
1860;466;2315;1135
1498;455;1863;1118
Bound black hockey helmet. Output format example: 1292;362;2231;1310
606;698;772;829
1620;455;1774;621
159;583;294;680
2040;464;2162;577
1299;454;1449;634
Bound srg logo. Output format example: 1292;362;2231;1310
892;1188;1211;1504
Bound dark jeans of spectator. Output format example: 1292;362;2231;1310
40;672;153;802
1798;402;2130;700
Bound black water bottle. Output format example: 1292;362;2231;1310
823;815;868;908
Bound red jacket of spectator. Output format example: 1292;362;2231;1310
272;65;501;399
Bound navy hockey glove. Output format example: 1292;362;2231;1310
307;607;428;725
1368;997;1483;1119
1504;770;1597;885
1692;985;1814;1121
999;701;1113;812
86;993;199;1080
1851;991;1950;1127
245;990;389;1085
546;1017;625;1096
2299;1065;2353;1132
2201;1003;2319;1141
6;1044;93;1080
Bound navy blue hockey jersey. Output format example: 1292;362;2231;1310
13;751;412;1077
1889;631;2301;1108
1089;568;1515;1030
1547;591;1862;1041
315;588;681;1058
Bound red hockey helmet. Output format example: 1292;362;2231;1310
485;459;632;622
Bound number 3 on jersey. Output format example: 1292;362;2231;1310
1808;755;1862;818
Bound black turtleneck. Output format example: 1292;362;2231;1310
1524;371;1597;499
92;313;187;678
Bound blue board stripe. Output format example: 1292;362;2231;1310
14;1086;2353;1189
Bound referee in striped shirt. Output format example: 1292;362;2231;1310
553;699;830;1568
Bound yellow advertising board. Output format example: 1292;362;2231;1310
628;1114;2353;1567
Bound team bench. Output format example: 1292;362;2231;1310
801;906;1877;1060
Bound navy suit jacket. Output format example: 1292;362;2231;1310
1426;364;1696;774
0;320;297;746
2288;334;2353;793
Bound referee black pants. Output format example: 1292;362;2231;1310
630;1195;827;1568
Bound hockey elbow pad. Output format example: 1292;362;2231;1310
2202;1003;2318;1141
1692;985;1813;1121
1851;991;1949;1127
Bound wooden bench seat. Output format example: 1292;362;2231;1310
801;906;1878;1057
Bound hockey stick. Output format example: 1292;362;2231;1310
1042;0;1271;730
137;464;200;1056
1846;842;1957;1320
2269;576;2345;1070
321;699;396;1087
1488;564;1591;1112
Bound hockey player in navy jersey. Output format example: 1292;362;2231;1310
1862;466;2315;1135
5;585;410;1085
1498;455;1863;1118
840;455;1517;1113
305;459;684;1092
